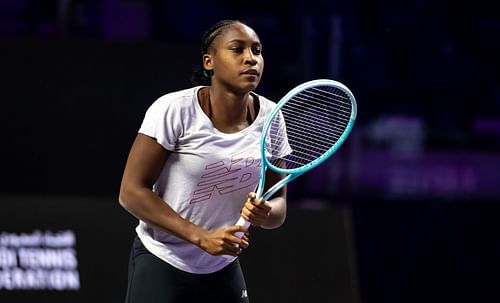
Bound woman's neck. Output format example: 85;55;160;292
200;86;254;133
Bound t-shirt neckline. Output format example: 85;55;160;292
193;86;262;137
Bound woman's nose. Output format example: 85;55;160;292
244;49;257;64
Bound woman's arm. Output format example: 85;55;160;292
119;133;248;256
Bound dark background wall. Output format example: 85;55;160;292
1;0;499;302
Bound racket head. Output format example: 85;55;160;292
260;79;357;177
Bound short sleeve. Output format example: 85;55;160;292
138;96;182;151
265;109;293;160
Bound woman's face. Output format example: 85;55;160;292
204;22;264;94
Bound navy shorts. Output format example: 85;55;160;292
125;236;250;303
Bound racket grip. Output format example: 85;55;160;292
234;216;251;238
222;217;251;260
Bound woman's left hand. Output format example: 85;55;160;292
240;192;272;227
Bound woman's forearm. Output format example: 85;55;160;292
261;196;287;229
119;186;206;246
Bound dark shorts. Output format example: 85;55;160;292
125;236;250;303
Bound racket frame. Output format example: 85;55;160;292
256;79;357;201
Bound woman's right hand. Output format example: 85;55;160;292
198;225;250;257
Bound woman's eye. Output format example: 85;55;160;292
232;47;243;53
252;48;262;55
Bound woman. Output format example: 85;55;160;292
119;19;287;303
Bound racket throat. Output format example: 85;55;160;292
255;166;267;198
261;174;296;201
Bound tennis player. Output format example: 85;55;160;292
119;19;287;303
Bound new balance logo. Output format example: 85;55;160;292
187;147;260;204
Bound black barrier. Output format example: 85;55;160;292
0;196;358;303
240;205;359;303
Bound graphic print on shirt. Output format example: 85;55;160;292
187;147;261;204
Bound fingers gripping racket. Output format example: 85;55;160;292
235;79;357;234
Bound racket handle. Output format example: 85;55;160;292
234;216;251;238
222;217;251;260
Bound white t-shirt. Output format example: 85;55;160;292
136;86;277;274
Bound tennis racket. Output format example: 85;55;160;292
234;79;357;235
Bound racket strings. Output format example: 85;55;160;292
269;121;338;155
273;116;345;142
293;89;352;118
266;85;352;170
284;99;351;127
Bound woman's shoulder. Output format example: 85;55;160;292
252;91;277;114
148;86;200;111
253;91;273;103
156;86;199;103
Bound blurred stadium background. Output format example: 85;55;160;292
1;1;499;302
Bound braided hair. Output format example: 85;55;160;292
191;20;245;86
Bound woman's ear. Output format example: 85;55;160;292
203;54;213;71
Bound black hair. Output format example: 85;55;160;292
190;19;246;86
